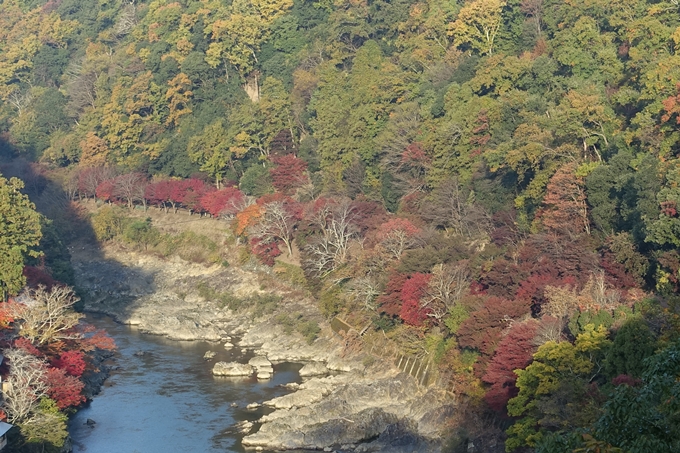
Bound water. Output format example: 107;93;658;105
69;314;301;453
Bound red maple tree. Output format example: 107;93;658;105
45;367;85;409
482;320;539;412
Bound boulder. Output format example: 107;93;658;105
212;362;253;376
203;351;216;360
299;362;329;377
257;371;272;380
248;356;272;368
224;342;234;349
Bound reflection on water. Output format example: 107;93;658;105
69;314;301;453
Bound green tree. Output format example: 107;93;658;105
0;174;42;301
506;325;611;451
448;0;507;55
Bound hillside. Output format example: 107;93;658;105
2;0;680;451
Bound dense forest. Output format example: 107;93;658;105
2;0;680;451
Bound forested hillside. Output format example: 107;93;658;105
2;0;680;451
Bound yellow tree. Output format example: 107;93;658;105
188;120;232;188
79;132;110;167
165;73;193;127
448;0;506;55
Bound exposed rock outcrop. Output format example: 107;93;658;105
212;362;253;376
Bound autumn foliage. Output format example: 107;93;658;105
482;320;539;411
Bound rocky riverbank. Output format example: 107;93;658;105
71;244;454;452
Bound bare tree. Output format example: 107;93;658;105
304;199;358;277
420;262;471;321
346;276;381;311
114;172;148;209
78;166;116;201
9;286;83;346
7;89;33;116
521;0;543;37
2;348;48;423
116;1;138;36
421;179;491;238
249;201;297;256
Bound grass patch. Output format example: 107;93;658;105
274;313;321;344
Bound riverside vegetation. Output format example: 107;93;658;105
2;0;680;451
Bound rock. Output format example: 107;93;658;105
203;351;216;360
230;402;238;408
246;402;261;409
212;362;253;376
133;350;149;357
248;356;272;369
243;407;400;450
257;371;272;380
299;362;329;377
224;342;234;349
85;419;96;426
234;420;254;434
263;387;327;409
324;447;333;452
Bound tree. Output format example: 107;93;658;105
375;217;421;260
420;179;491;238
9;285;83;347
199;187;245;218
2;347;48;424
421;262;471;322
113;172;148;210
506;325;612;451
536;163;590;236
270;154;309;195
188;121;232;189
399;273;432;326
482;320;539;412
44;367;85;410
50;350;86;378
448;0;506;55
303;199;358;276
249;199;301;256
0;175;42;301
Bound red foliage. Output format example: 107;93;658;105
199;187;245;217
661;83;680;125
599;251;638;290
250;237;282;266
480;258;526;298
482;320;539;412
377;272;408;317
145;180;174;211
95;179;116;203
612;374;642;387
399;273;432;326
45;367;85;409
181;179;212;213
457;295;532;357
535;163;589;236
77;167;115;199
51;350;86;377
270;154;309;195
77;326;116;352
14;337;41;356
376;217;421;241
515;274;578;316
348;197;388;237
23;266;58;290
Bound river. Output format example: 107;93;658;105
68;314;302;453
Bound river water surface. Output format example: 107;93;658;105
69;314;301;453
